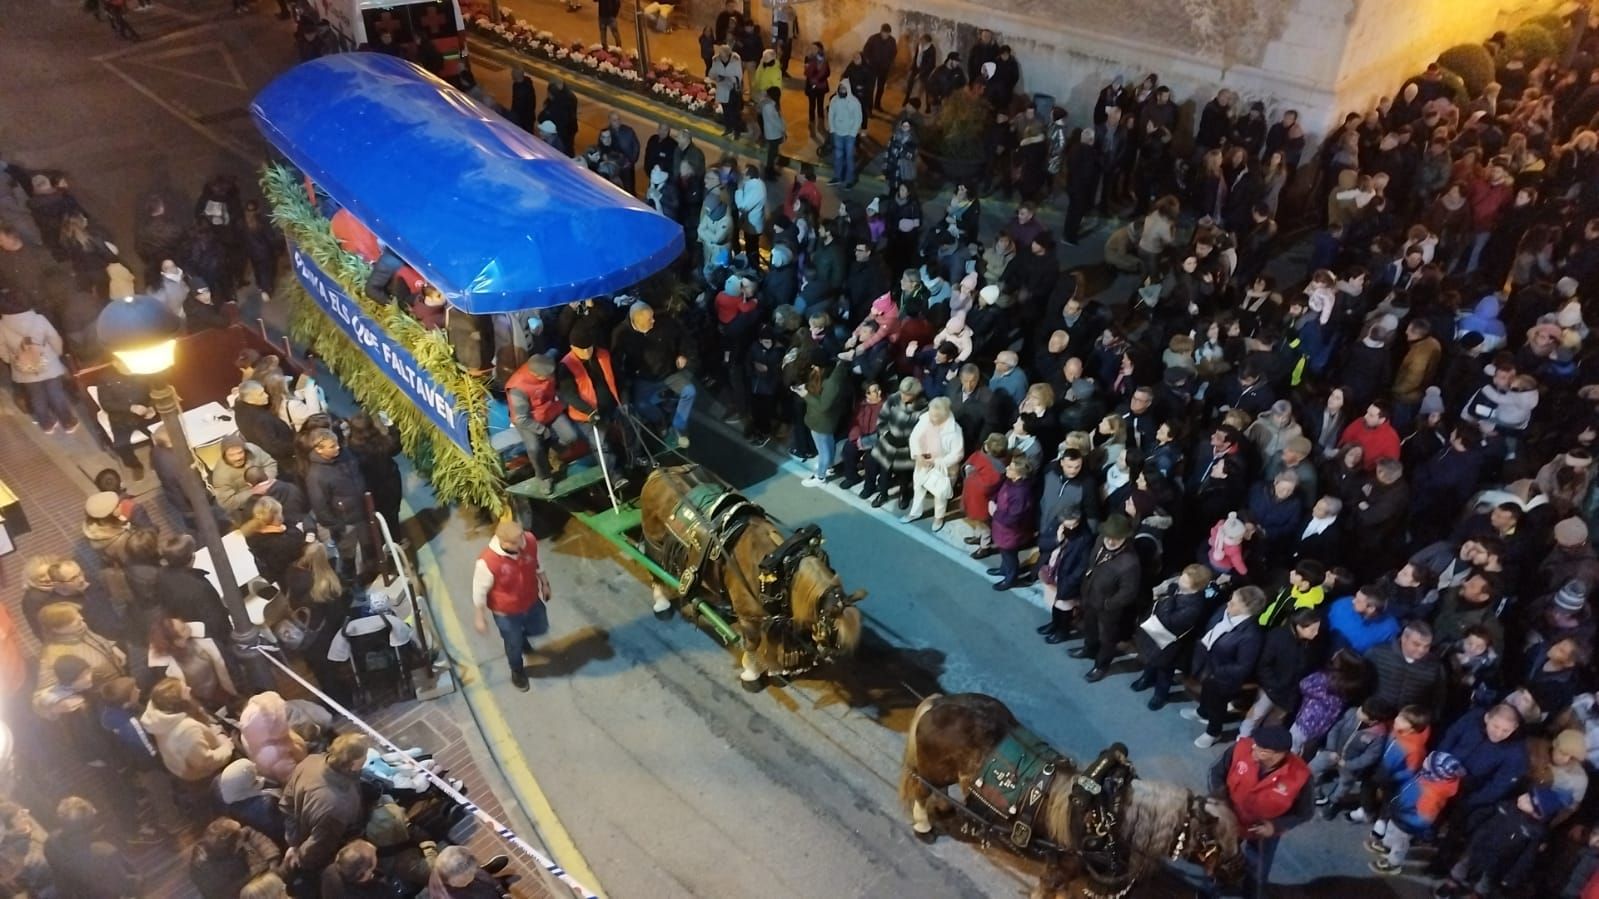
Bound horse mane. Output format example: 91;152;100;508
1039;775;1208;879
790;554;840;625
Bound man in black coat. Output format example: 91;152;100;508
1291;495;1347;569
539;78;580;158
509;67;537;134
304;427;371;569
1070;514;1143;681
1365;621;1446;717
96;373;158;478
965;29;998;85
233;381;297;474
1183;585;1268;746
843;240;890;323
862;24;897;113
1063;131;1104;246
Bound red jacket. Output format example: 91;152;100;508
961;450;1004;522
715;291;757;325
331;209;381;262
1465;177;1514;231
1224;738;1312;829
803;54;830;92
1338;419;1400;472
479;535;543;616
505;365;566;426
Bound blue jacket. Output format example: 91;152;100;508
1190;609;1263;688
99;705;161;770
1325;596;1401;655
1437;715;1529;811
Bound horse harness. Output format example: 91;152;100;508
653;470;832;621
959;736;1136;884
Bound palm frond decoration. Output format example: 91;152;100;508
261;163;506;515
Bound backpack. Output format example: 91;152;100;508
13;337;47;376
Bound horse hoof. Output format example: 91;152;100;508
653;607;673;621
740;675;765;693
914;827;937;844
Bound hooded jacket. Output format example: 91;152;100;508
305;447;368;527
827;81;864;137
210;438;278;512
139;704;235;781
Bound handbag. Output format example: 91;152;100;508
272;607;316;652
924;465;953;500
1138;613;1181;650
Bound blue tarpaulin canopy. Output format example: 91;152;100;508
250;53;683;314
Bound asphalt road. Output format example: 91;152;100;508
2;5;1412;896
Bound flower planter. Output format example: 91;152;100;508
919;150;985;188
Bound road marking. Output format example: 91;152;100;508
96;56;254;162
123;40;250;90
92;20;213;61
410;522;610;899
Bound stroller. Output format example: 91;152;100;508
332;584;421;709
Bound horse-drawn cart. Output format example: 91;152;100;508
505;432;864;690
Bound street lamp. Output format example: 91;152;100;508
96;295;256;638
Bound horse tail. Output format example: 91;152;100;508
898;693;943;810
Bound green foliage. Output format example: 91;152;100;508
1502;24;1561;65
923;90;990;160
260;164;506;516
1434;68;1472;106
1437;43;1497;98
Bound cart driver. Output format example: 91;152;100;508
505;354;581;495
557;320;628;478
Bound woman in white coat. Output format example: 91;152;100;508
901;396;965;530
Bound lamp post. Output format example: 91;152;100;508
97;295;256;638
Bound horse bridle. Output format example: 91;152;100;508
1173;794;1242;882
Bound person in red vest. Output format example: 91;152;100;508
471;521;552;692
1206;724;1312;897
557;321;629;478
506;354;581;495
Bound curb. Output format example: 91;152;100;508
406;504;610;899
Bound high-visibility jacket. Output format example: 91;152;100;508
559;350;620;423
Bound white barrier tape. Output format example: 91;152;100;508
253;646;600;899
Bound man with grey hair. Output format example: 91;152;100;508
610;300;698;448
1293;495;1345;568
988;350;1027;416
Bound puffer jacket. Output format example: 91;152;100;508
1386;751;1465;837
0;310;66;382
139;704;235;781
869;393;925;471
304;449;368;528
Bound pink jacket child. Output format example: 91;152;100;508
849;294;901;354
1207;512;1250;576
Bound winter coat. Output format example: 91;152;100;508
189;824;281;899
1386;755;1464;837
43;829;137;899
234;402;296;466
961;451;1004;522
1437;715;1529;811
1367;639;1448;714
869;393;925;471
0;310;66;382
1292;670;1351;747
281;753;365;873
1135;583;1212;669
802;365;853;434
697;203;734;259
210;443;277;512
734;178;767;235
990;477;1037;550
156;566;233;643
1326;595;1400;655
139;705;234;781
1191;610;1263;689
305;449;368;528
827;85;864;137
1080;539;1142;613
1325;709;1389;777
1039;468;1102;534
1392;336;1443;403
1256;625;1322;710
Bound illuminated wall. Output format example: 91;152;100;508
762;0;1561;138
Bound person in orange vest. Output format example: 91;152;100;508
1206;724;1312;897
471;521;552;692
505;354;581;495
557;321;629;477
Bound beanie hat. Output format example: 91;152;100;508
527;354;555;378
979;284;1001;306
537;119;558;135
84;491;120;520
29;174;52;194
1254;725;1292;752
1269;399;1293;418
217;759;268;804
238;380;269;406
1419;386;1445;417
1555;517;1590;547
1556;579;1589;612
1285;436;1313;457
1220;512;1247;545
1558;276;1581;298
1558;300;1585;329
1420;751;1466;781
1555;729;1588;761
220;432;248;453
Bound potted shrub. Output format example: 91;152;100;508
1437;43;1496;98
920;89;990;185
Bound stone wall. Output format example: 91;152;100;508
757;0;1562;143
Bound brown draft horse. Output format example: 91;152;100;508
640;466;864;688
900;693;1243;899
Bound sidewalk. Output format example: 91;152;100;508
481;0;909;173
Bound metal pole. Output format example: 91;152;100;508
151;383;255;637
633;0;650;73
591;422;623;513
